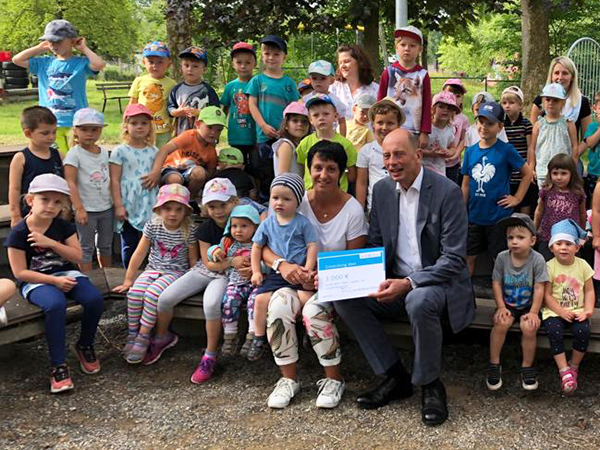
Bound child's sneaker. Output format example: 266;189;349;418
315;378;345;408
267;377;300;409
221;333;238;356
247;335;268;361
519;366;538;391
0;305;8;328
240;332;254;358
74;344;100;374
142;332;179;366
126;333;150;364
559;367;577;394
50;365;74;394
122;333;137;356
486;363;502;390
190;354;217;384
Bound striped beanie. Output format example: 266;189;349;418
270;173;305;206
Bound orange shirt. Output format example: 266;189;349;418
163;130;217;170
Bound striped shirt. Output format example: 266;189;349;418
143;220;196;272
504;113;532;183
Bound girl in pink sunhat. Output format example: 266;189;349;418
113;183;198;364
421;91;460;176
272;101;311;176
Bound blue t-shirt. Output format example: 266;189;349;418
253;213;317;265
29;56;96;128
584;122;600;177
244;74;300;144
461;139;525;225
221;79;255;146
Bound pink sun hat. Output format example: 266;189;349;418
153;184;191;211
442;78;467;94
432;91;460;112
283;101;309;117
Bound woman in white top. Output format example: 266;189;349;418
330;44;379;121
262;140;368;410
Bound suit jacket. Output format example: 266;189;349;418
368;167;475;333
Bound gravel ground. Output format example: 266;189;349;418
2;300;600;450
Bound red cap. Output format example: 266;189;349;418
231;42;256;58
123;103;153;120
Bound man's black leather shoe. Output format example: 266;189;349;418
421;379;448;426
356;374;413;409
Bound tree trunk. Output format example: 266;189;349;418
521;0;550;115
362;2;382;77
421;35;428;72
164;0;194;80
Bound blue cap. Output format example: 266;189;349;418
260;35;287;53
223;204;260;236
179;46;207;63
306;93;336;110
476;101;505;123
308;60;334;77
143;41;170;58
549;219;587;247
541;83;567;100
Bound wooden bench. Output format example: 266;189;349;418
96;82;132;114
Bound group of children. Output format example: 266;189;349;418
2;19;600;403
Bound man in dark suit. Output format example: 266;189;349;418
335;128;474;426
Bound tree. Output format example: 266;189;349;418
521;0;550;112
165;0;194;80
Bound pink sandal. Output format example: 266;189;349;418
568;361;579;382
560;368;577;394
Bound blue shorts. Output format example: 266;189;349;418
161;165;199;186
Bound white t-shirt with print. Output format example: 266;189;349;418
63;145;112;212
356;140;386;211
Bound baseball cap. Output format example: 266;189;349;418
231;42;256;59
354;93;376;109
283;101;308;117
549;219;587;247
471;91;495;106
308;60;334;77
73;108;107;127
179;46;207;63
39;20;77;42
442;79;467;94
432;91;460;111
541;83;567;100
368;96;406;125
298;78;312;92
260;35;287;53
394;25;423;44
497;213;536;236
28;174;70;196
202;178;237;205
143;41;170;58
305;93;336;110
153;184;191;211
123;103;153;120
501;86;524;103
218;147;244;165
476;101;505;123
198;106;227;127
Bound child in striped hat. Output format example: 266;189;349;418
248;173;318;360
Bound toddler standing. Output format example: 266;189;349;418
442;79;469;183
422;92;459;176
272;101;311;176
63;108;113;272
346;94;375;152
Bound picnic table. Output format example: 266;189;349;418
96;81;132;114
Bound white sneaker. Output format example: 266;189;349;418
0;306;7;328
267;377;300;409
315;378;345;408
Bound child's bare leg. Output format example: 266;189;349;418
520;318;538;367
79;261;93;272
297;290;314;306
253;292;272;337
99;254;112;268
489;315;514;364
467;255;476;275
571;349;586;367
553;352;568;370
205;319;222;353
154;310;173;338
0;279;16;307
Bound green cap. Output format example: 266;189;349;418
199;106;227;127
218;147;244;164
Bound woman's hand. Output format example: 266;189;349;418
279;261;310;286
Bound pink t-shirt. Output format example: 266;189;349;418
538;188;585;241
448;113;470;167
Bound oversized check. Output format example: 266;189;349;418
317;247;386;302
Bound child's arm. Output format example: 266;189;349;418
188;242;199;268
355;167;369;209
8;248;77;292
109;163;127;222
113;236;151;292
567;121;578;160
491;280;511;323
63;165;88;225
276;141;295;174
533;197;544;230
544;282;575;321
523;281;544;330
498;163;533;208
585;125;600;149
575;278;595;322
251;243;264;286
528;123;540;178
248;96;279;139
29;230;82;264
579;195;587;229
11;42;51;69
338;117;347;137
304;242;318;272
461;174;470;205
199;241;228;273
74;37;105;71
592;181;600;250
8;152;25;227
347;164;356;183
141;140;179;188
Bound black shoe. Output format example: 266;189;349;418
356;374;413;409
520;366;539;391
421;379;448;426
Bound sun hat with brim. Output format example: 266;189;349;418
198;106;227;127
73;108;107;127
39;20;77;42
549;219;587;247
394;25;423;44
283;101;308;117
179;46;208;63
218;147;244;165
202;178;237;205
442;79;467;94
368;97;406;125
306;93;335;110
354;93;376;109
471;91;495;106
497;213;536;236
28;174;70;196
501;86;524;103
476;101;505;123
432;91;460;112
223;204;261;236
541;83;567;100
153;184;191;211
123;104;153;120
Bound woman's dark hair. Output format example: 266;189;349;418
335;44;375;86
307;140;347;181
542;153;584;195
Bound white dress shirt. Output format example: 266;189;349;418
394;167;424;278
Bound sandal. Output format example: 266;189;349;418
560;368;577;394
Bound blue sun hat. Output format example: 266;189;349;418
223;204;260;236
541;83;567;100
549;219;587;247
73;108;107;127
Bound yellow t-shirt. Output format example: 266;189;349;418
346;119;374;152
129;74;176;134
296;132;357;192
542;257;594;320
